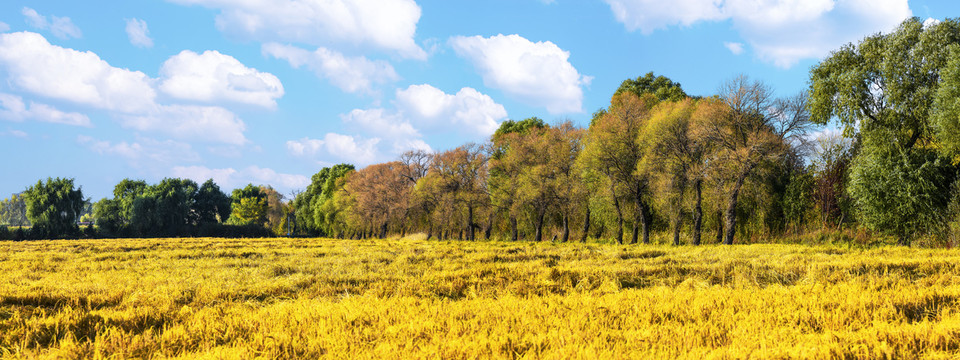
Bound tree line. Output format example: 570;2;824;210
289;18;960;246
4;18;960;245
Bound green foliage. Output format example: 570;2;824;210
493;117;547;139
809;17;960;150
848;147;957;244
0;193;30;227
93;198;122;235
22;177;84;238
195;179;231;225
614;72;688;102
228;184;268;226
291;164;354;236
782;168;815;232
933;44;960;158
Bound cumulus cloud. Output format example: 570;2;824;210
4;129;28;138
263;43;397;94
395;84;506;136
0;93;91;127
119;105;247;145
0;32;272;145
0;22;9;32
78;135;201;166
172;165;310;192
167;0;426;59
125;18;154;48
287;133;381;165
450;34;590;114
604;0;911;68
159;50;284;108
341;108;420;138
21;7;82;39
0;31;156;113
724;42;744;55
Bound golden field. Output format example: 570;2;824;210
1;237;960;359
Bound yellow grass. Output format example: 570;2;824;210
1;237;960;359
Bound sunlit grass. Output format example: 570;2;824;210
2;237;960;358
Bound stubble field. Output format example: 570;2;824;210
1;237;960;359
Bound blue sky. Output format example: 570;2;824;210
0;0;956;200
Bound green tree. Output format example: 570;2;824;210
228;184;267;226
0;193;30;227
810;18;960;243
23;177;84;238
194;179;231;225
615;72;688;102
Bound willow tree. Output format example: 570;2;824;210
810;18;960;244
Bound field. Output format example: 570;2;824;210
2;238;960;359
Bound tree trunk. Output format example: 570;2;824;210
511;216;518;242
467;205;475;241
534;208;546;242
379;223;387;239
484;211;494;240
723;175;747;245
458;229;463;241
426;227;433;240
636;182;651;244
580;207;590;243
692;179;702;246
611;182;624;245
561;213;570;243
631;220;640;244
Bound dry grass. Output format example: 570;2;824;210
2;237;960;358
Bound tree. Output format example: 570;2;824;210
343;162;411;238
616;72;688;102
700;76;812;244
429;144;489;241
292;164;355;236
23;177;84;238
195;179;231;225
640;98;713;245
581;91;657;244
810;18;960;243
228;184;267;226
490;118;548;241
0;193;30;227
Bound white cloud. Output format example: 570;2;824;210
924;17;942;28
450;34;589;114
604;0;911;68
605;0;725;34
395;84;506;136
119;105;247;145
0;93;91;127
21;7;82;39
125;18;154;48
262;42;397;94
0;31;258;145
0;31;156;113
341;108;420;138
0;22;9;32
77;135;201;167
724;41;744;55
167;0;426;59
159;50;284;108
287;133;380;165
172;165;309;191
